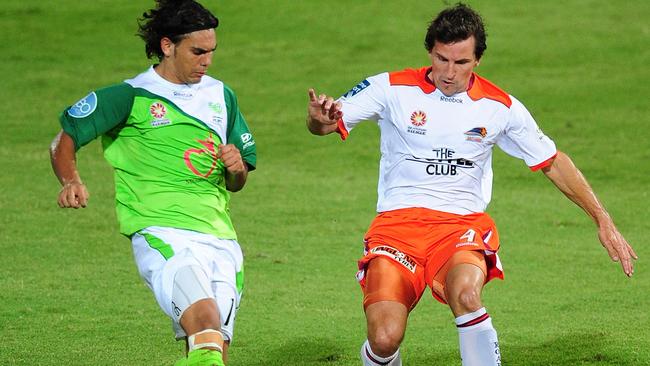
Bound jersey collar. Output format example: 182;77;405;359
388;66;511;107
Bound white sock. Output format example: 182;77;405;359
360;340;402;366
455;307;501;366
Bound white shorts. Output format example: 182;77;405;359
131;226;244;341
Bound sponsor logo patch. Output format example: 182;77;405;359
405;148;475;176
464;127;487;142
68;92;97;118
184;133;218;178
370;245;417;273
343;79;370;98
241;133;255;149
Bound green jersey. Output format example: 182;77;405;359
60;67;256;239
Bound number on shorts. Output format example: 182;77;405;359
460;229;476;242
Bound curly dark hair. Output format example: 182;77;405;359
424;3;487;60
138;0;219;60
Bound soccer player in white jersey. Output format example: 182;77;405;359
50;1;256;365
306;3;636;366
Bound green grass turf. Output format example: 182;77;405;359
1;0;649;365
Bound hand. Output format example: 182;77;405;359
307;88;343;126
217;144;246;176
57;181;89;209
598;222;638;277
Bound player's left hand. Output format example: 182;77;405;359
598;222;638;277
217;144;246;175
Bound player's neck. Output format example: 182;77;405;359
154;62;183;85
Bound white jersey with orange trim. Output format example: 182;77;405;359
337;66;557;215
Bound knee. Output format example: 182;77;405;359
445;263;485;315
182;298;221;334
448;286;482;314
369;323;404;357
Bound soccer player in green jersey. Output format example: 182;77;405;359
49;1;256;365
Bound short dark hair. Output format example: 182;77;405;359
424;3;487;60
138;0;219;60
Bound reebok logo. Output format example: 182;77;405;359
440;95;463;104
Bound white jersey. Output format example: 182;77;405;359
338;67;557;215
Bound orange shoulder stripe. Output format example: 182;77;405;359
467;73;512;108
389;67;436;94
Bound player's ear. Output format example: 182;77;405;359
160;37;175;58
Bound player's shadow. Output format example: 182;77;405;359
392;332;650;366
243;331;644;365
245;337;347;365
505;331;642;365
404;331;643;365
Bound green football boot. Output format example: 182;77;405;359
186;349;225;366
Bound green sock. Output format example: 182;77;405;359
186;349;225;366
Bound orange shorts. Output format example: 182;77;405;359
356;207;503;309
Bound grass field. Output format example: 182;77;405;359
1;0;649;365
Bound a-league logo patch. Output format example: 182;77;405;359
410;111;427;126
68;92;97;118
150;102;167;119
150;102;171;127
407;110;428;135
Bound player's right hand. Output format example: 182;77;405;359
308;88;342;124
58;181;89;209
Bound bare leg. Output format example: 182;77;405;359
444;253;501;366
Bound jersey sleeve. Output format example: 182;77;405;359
496;96;557;171
59;83;135;150
337;73;389;136
224;84;257;171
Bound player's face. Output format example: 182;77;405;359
161;29;217;84
428;37;480;96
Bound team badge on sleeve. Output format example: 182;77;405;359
67;92;97;118
343;79;371;98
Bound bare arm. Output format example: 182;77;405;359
306;88;343;135
50;130;89;208
217;144;248;192
542;151;637;276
